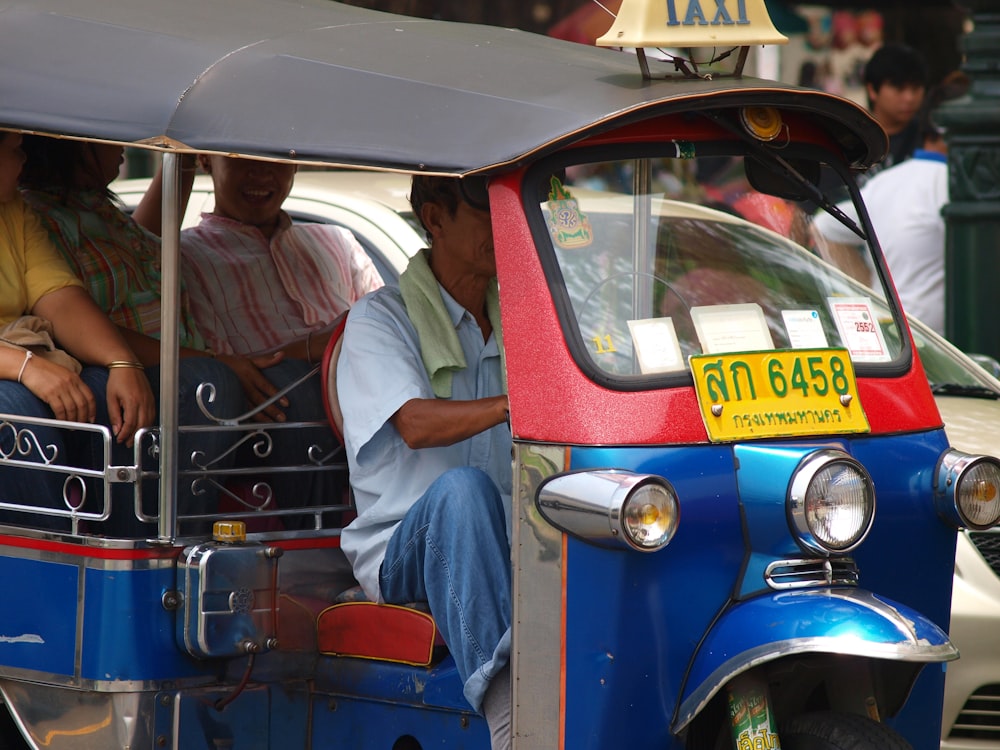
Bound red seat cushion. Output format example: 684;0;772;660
317;601;440;666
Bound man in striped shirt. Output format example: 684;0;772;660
181;156;383;521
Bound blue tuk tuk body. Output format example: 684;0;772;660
0;433;958;750
0;1;993;749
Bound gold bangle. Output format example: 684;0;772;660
106;360;145;370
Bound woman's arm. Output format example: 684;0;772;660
31;286;155;444
3;344;97;425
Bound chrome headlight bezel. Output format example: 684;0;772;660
935;450;1000;530
787;450;875;556
536;470;680;552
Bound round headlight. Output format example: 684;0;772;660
621;481;679;551
937;451;1000;530
788;451;875;555
536;471;680;552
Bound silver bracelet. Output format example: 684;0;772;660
16;350;33;384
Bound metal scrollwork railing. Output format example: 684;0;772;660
0;363;353;539
0;419;59;465
196;365;320;426
0;413;125;535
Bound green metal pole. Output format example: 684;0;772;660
939;0;1000;358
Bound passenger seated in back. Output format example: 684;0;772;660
180;155;384;523
0;131;155;532
18;135;244;536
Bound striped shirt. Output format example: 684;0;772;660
20;187;205;349
180;212;383;356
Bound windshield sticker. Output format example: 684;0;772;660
627;317;685;373
827;297;891;363
691;304;774;354
546;176;593;250
782;310;829;349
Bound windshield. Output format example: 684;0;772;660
529;152;907;385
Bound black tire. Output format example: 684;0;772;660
780;711;912;750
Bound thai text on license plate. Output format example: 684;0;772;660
690;348;869;442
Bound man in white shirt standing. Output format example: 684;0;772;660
811;73;969;337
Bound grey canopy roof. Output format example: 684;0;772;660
0;0;887;174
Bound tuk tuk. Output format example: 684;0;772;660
0;0;997;748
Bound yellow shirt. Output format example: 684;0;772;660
0;195;82;326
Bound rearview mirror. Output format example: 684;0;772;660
745;156;820;202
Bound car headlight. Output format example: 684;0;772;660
935;450;1000;530
788;450;875;555
536;470;679;552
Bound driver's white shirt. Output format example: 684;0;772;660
336;284;511;602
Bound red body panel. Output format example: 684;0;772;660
492;172;943;446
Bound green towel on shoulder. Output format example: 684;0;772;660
399;249;505;398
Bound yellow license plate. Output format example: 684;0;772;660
690;349;869;442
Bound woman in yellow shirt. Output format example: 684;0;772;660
0;131;154;531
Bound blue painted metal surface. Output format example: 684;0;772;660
81;565;208;682
0;550;219;684
311;693;489;748
313;656;488;746
733;442;826;598
563;444;741;749
677;589;956;729
0;556;77;676
317;654;470;710
0;427;957;749
559;429;956;750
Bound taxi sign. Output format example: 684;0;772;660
596;0;787;50
690;349;869;442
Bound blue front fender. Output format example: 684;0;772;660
673;587;958;732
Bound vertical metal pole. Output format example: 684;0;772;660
939;1;1000;358
632;159;654;317
158;152;181;539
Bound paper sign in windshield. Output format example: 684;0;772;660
827;297;891;363
691;303;774;354
782;309;829;349
627;317;685;373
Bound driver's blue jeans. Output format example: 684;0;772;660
379;467;512;712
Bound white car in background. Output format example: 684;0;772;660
934;362;1000;748
114;168;1000;749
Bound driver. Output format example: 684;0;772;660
336;175;512;750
